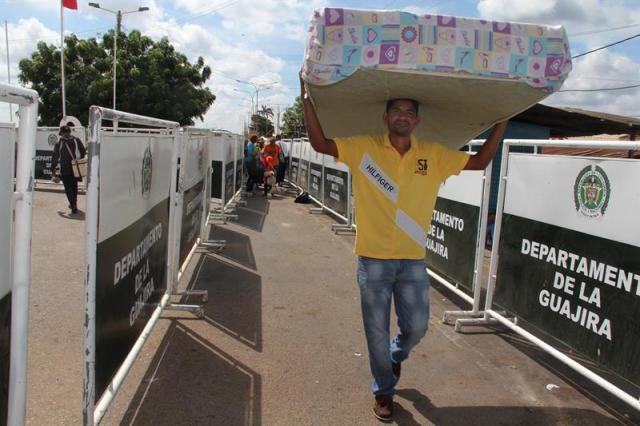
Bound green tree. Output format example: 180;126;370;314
258;104;273;118
250;113;274;137
281;96;305;138
19;30;215;126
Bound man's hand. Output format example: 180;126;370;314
465;120;508;170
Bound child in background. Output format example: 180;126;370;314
262;155;277;196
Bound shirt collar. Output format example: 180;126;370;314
383;133;418;151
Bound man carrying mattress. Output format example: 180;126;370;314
301;76;507;421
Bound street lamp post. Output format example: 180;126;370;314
235;79;278;116
233;89;255;132
88;3;149;110
233;88;254;115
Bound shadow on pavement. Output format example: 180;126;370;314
393;388;622;426
497;329;640;425
207;225;257;270
430;280;639;424
242;195;270;213
232;196;269;232
119;322;261;426
183;254;262;352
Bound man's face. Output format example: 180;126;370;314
383;99;420;137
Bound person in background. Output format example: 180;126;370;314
245;136;255;163
262;155;277;196
254;136;263;156
301;75;507;422
51;125;86;215
245;134;261;195
276;136;289;185
262;136;282;171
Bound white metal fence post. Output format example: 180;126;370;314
2;83;38;426
83;105;102;426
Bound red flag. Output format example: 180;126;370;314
62;0;78;10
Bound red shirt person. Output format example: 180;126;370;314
262;137;282;167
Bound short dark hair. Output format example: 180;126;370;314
59;125;71;135
386;98;419;114
250;135;258;142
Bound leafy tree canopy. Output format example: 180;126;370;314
250;113;274;137
19;30;215;126
281;96;305;138
258;104;273;118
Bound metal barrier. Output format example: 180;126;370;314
207;131;244;224
287;139;355;233
434;141;493;321
0;121;12;426
83;107;205;425
460;139;640;412
289;138;301;184
171;127;211;302
0;83;38;426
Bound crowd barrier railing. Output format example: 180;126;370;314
0;83;38;426
463;139;640;412
207;131;244;224
0;120;15;426
169;127;211;304
434;140;493;321
83;107;206;425
286;139;355;232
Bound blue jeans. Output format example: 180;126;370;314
357;257;430;396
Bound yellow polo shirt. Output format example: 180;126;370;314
335;134;469;259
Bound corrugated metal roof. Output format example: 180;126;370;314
558;106;640;127
514;103;640;137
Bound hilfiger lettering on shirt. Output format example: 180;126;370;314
358;152;427;247
359;153;398;203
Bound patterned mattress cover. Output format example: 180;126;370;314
302;8;571;93
299;8;573;148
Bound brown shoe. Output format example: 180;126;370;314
373;395;393;422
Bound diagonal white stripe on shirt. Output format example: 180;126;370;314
395;208;427;247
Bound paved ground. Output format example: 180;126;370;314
26;185;640;425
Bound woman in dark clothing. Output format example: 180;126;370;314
51;125;86;214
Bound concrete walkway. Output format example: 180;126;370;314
27;186;639;425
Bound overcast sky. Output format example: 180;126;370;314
1;0;639;132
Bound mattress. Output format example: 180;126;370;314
302;8;572;149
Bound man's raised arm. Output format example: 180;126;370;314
300;75;338;158
465;120;508;170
